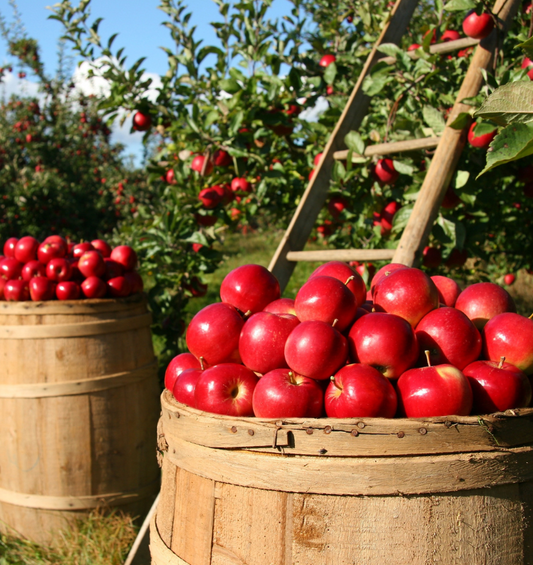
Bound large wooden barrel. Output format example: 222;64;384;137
0;294;161;544
151;389;533;565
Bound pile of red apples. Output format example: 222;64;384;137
165;262;533;419
0;235;143;301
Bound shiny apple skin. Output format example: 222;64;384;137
397;364;473;417
172;368;203;407
455;282;516;330
263;297;296;315
194;363;258;416
463;360;532;414
186;302;244;366
165;352;202;391
370;264;408;296
431;275;461;307
373;267;439;327
348;312;418;379
252;369;324;418
483;313;533;375
309;261;366;307
295;275;357;332
325;364;397;418
220;264;281;315
239;312;299;374
284;320;348;381
415;307;482;370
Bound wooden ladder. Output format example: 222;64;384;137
268;0;520;292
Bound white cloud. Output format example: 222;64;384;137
0;72;42;100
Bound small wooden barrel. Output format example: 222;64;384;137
0;294;161;544
152;389;533;565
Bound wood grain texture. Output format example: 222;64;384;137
392;0;521;266
268;0;421;292
285;249;396;262
0;296;161;544
333;137;441;160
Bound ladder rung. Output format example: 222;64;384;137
286;249;396;262
334;136;440;161
380;37;480;65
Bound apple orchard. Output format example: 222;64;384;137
4;0;527;366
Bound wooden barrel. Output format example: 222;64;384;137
151;389;533;565
0;294;161;544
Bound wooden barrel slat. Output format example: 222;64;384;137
0;295;160;543
153;391;533;565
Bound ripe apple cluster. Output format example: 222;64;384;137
0;235;143;301
165;261;533;420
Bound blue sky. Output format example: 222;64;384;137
0;0;295;164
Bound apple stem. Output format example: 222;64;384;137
288;371;297;385
499;356;505;369
529;313;533;320
199;357;206;371
344;276;354;286
330;375;342;390
424;350;432;367
244;310;252;319
332;318;339;327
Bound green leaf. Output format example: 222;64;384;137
448;112;471;130
219;78;241;94
454;170;470;189
475;82;533;126
344;131;365;154
443;0;476;11
477;122;533;177
324;62;337;85
228;110;245;136
518;37;533;60
422;106;446;135
391;204;414;232
362;73;391;96
437;215;460;246
204;110;219;128
392;160;414;175
377;43;402;58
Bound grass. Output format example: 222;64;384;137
0;510;137;565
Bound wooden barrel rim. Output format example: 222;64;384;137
150;513;190;565
0;479;160;511
0;359;157;398
0;292;146;315
0;312;152;339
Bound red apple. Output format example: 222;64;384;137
29;277;56;301
397;357;473;417
263;297;296;315
325;364;397;418
38;237;68;263
431;275;461;307
194;363;258;416
107;276;131;297
408;43;421;51
373;267;439;327
186;302;244;366
4;279;30;301
468;122;496;149
441;186;461;209
295;275;357;332
462;10;494;40
21;260;46;281
104;258;124;280
504;274;516;286
521;57;533;80
14;236;39;263
327;195;349;218
124;271;144;294
78;250;106;278
46;258;72;282
415;307;482;370
81;276;107;299
198;187;222;209
1;258;23;281
348;312;418;378
71;242;94;260
172;368;203;407
133;110;151;132
252;369;324;418
464;359;532;414
191;154;214;175
213;149;232;167
373;159;399;184
455;282;516;329
220;264;280;315
239;312;299;374
230;177;251;193
440;29;461;42
370;263;408;295
422;246;442;268
284;320;348;381
380;201;401;234
3;237;18;258
483;313;533;375
319;54;336;67
91;239;112;258
309;261;366;307
165;352;202;391
56;281;81;300
110;245;137;271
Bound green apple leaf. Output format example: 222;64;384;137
443;0;476;11
219;78;241;94
454;170;470;188
344;131;365;154
392;160;414;174
391;204;414;232
422;106;446;135
437;216;465;248
448;112;471;130
518;37;533;60
473;121;497;136
475;82;533;126
477;122;533;177
324;62;337;85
